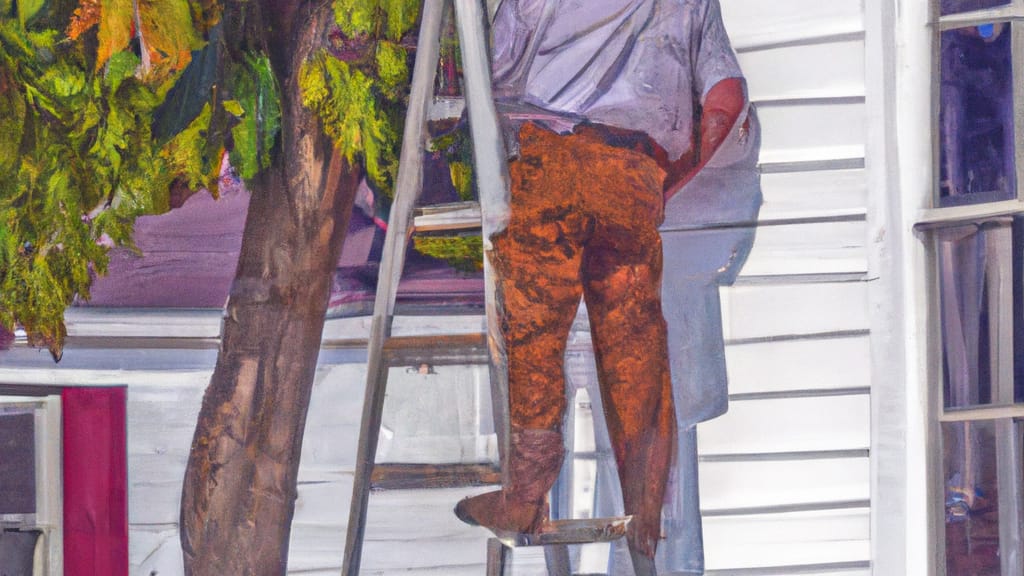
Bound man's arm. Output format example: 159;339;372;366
663;77;746;202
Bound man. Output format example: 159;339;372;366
455;0;755;571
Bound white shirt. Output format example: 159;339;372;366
490;0;744;161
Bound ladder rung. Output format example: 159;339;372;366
412;201;482;232
495;517;632;547
382;333;488;366
370;463;501;490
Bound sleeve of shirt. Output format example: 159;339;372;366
690;0;743;103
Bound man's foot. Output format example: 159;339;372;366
454;489;547;535
453;428;564;537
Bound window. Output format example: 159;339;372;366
920;2;1024;574
0;395;62;575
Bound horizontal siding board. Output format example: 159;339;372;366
706;541;870;572
704;509;869;548
720;282;870;342
64;308;224;339
712;565;872;569
0;366;212;386
292;568;485;576
725;335;871;396
740;247;866;278
291;488;496;572
741;38;865;102
699;457;869;510
758;101;866;165
759;169;867;221
565;284;871;348
127;425;196;460
660;220;868;278
703;508;870;571
740;221;867;277
53;277;873;350
289;522;485;573
697;394;870;456
721;0;864;51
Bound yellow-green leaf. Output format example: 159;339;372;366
375;40;407;95
332;0;377;37
17;0;46;25
382;0;418;41
95;0;133;71
137;0;203;79
222;99;244;116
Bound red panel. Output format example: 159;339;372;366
62;387;128;576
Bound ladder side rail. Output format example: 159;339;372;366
455;5;578;574
452;0;512;484
341;2;445;574
451;0;510;244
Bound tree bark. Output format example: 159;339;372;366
179;0;361;573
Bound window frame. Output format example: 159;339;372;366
0;395;63;576
922;2;1024;573
928;3;1024;214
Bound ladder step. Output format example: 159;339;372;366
370;463;501;490
413;201;482;232
495;517;632;547
383;333;488;366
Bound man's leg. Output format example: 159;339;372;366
573;135;675;566
583;241;676;564
456;124;585;534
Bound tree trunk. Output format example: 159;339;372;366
179;1;361;573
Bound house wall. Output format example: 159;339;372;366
693;0;872;573
0;0;881;574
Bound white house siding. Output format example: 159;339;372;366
694;0;871;573
0;0;876;574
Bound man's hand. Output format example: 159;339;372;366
663;77;746;203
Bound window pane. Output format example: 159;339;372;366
941;0;1012;16
939;23;1015;206
0;410;35;515
943;419;1024;576
937;220;1024;409
1015;218;1024;404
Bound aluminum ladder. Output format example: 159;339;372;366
340;1;633;574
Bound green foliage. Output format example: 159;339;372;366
311;2;482;272
18;0;46;25
305;0;419;197
161;103;218;196
227;54;281;180
380;0;416;42
429;122;475;201
301;51;398;194
413;236;483;273
332;0;376;37
0;0;201;358
67;0;203;81
374;40;407;97
424;123;482;270
332;0;419;41
1;0;427;359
